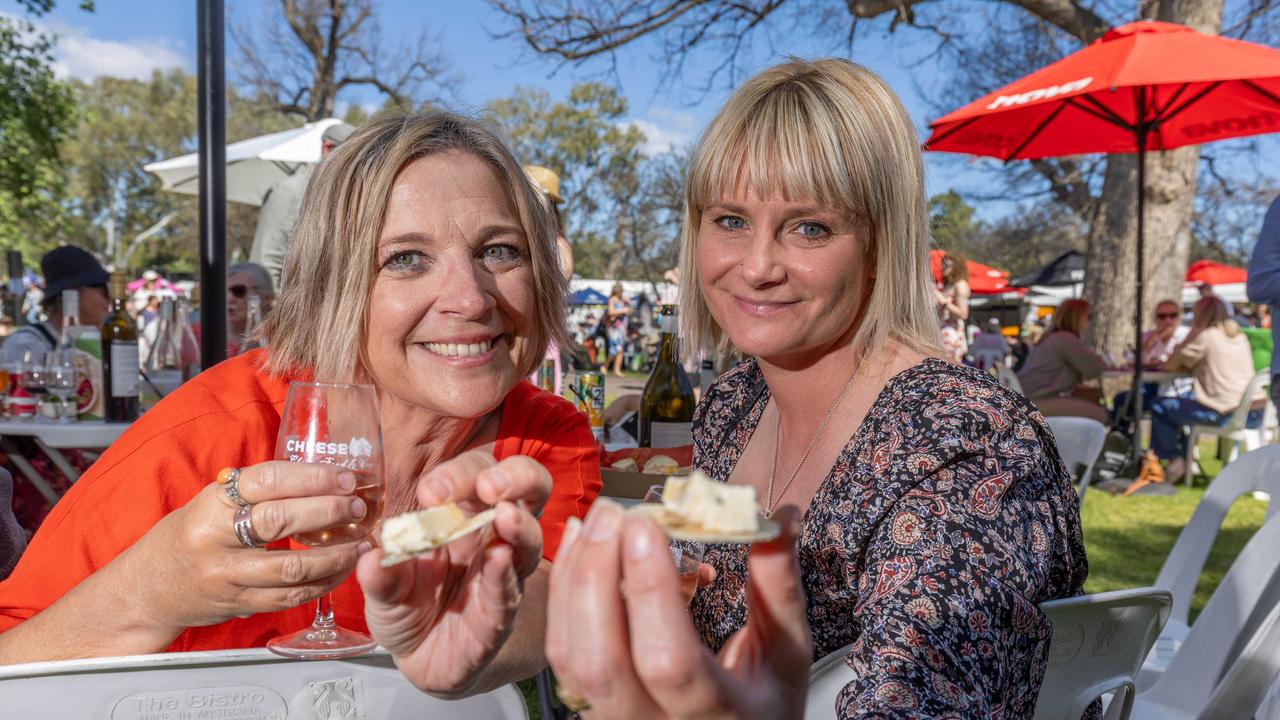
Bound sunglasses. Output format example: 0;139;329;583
1155;312;1179;319
228;284;249;299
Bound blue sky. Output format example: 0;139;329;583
4;0;1273;224
1;0;1005;202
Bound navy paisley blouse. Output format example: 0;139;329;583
690;357;1088;718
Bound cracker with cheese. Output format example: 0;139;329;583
379;504;497;566
634;470;780;543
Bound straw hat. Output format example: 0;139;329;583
523;165;563;205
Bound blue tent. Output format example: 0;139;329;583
568;288;608;305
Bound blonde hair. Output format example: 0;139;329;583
1045;299;1091;340
261;109;570;382
678;58;939;360
1192;295;1240;337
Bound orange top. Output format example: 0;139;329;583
0;350;599;652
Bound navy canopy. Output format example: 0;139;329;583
568;288;609;305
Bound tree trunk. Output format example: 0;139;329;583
1083;0;1222;356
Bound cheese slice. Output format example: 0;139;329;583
380;504;496;565
633;470;780;544
662;471;759;534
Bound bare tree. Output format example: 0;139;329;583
232;0;457;121
491;0;1280;355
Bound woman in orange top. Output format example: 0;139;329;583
0;110;601;698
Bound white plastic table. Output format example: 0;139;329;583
0;418;130;504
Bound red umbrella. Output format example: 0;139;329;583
929;250;1012;294
1185;259;1247;285
925;20;1280;458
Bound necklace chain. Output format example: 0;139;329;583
765;369;858;517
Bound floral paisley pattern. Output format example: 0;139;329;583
690;357;1088;719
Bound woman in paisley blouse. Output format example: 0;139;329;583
545;58;1088;719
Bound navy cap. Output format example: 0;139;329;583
41;246;109;299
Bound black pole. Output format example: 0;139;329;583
197;0;226;370
1127;90;1148;470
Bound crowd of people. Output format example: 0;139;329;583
9;54;1273;718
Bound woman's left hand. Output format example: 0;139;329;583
356;449;550;697
546;500;813;719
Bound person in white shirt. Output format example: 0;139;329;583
1111;299;1190;428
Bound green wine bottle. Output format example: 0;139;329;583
101;271;140;422
639;305;695;448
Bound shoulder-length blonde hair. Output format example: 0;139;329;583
1192;295;1240;337
678;58;939;360
261;109;570;382
1045;299;1091;340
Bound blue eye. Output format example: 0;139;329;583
797;222;832;240
714;215;746;231
480;244;522;268
384;251;428;273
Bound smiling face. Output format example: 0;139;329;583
696;183;870;368
364;150;535;419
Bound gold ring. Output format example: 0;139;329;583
555;683;592;714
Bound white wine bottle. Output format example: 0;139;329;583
639;305;695;448
101;271;140;421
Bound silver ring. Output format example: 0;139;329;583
233;504;267;548
222;467;250;508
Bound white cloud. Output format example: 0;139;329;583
622;105;701;154
3;13;190;81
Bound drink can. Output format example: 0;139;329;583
574;370;605;440
536;358;556;392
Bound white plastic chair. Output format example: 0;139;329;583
1045;417;1108;504
0;647;529;719
1185;370;1273;484
805;589;1170;720
973;347;1009;371
1033;588;1171;720
995;364;1024;393
1138;445;1280;690
1130;600;1280;719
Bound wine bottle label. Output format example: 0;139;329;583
109;342;139;396
649;421;693;448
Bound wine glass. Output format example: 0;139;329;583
21;351;49;422
267;381;384;659
642;484;706;605
45;351;78;424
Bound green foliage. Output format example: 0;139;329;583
0;15;77;263
928;192;1087;278
490;83;686;280
929;191;979;252
59;70;199;270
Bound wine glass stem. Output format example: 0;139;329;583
313;592;336;628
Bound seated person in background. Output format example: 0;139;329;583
545;58;1086;719
968;317;1011;369
1;246;110;366
1112;299;1191;427
1017;298;1109;424
1153;295;1264;483
0;111;601;700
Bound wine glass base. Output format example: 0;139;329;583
266;625;376;660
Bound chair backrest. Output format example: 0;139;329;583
996;364;1024;393
806;644;854;720
1223;371;1270;432
1044;417;1108;502
1155;445;1280;629
1195;600;1280;720
1143;450;1280;714
973;348;1007;371
0;468;26;580
0;647;528;719
1033;588;1171;720
806;589;1171;720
